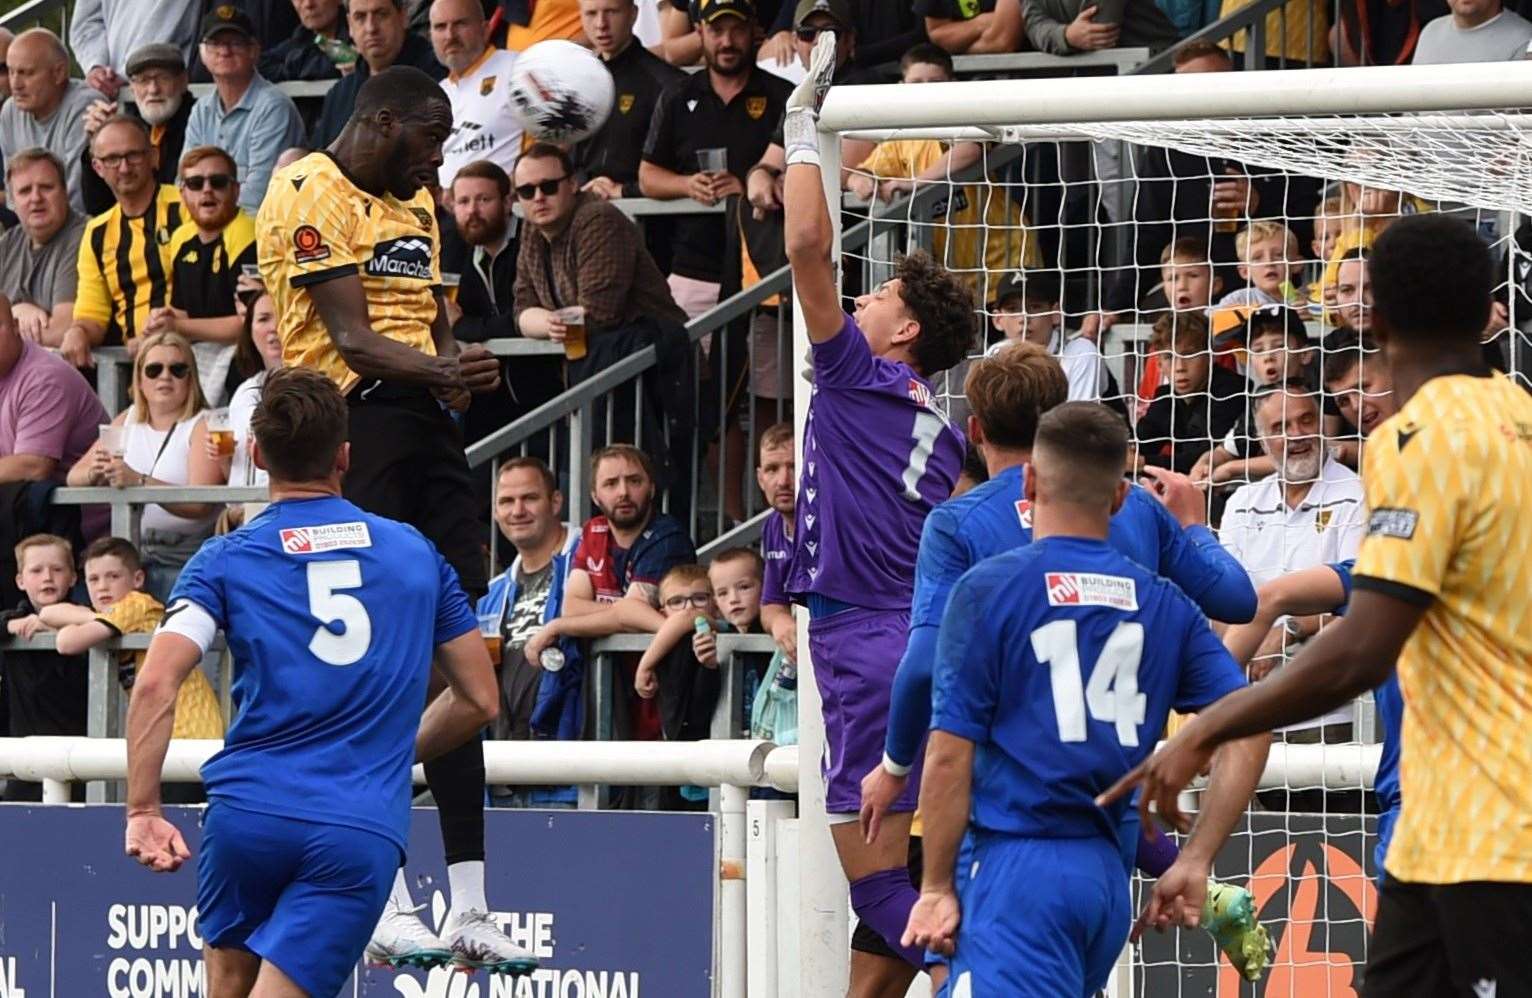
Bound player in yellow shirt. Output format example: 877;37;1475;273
1101;214;1532;996
255;65;523;974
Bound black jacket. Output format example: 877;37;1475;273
309;34;445;148
260;23;351;83
81;98;192;217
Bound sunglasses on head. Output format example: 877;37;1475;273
143;362;191;380
514;177;566;200
182;174;233;192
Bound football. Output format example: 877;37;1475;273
507;40;615;145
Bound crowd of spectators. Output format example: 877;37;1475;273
0;0;1523;810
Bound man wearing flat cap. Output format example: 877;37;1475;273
80;43;193;215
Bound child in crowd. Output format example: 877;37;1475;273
1134;311;1247;475
633;564;723;811
1190;304;1314;487
2;535;87;799
39;537;224;763
1216;221;1305;310
1135;239;1225;413
986;269;1110;404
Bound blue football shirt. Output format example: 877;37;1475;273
1329;559;1402;866
884;464;1257;770
167;495;478;850
931;537;1247;843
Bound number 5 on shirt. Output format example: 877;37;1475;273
307;560;372;666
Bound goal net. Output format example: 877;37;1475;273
814;62;1532;997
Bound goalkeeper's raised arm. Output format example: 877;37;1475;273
782;31;847;343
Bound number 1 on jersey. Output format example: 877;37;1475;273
902;409;946;501
307;559;372;666
1031;619;1146;746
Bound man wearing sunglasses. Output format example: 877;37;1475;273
257;65;530;977
146;145;256;405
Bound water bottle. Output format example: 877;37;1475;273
694;616;712;637
316;34;358;67
539;646;565;672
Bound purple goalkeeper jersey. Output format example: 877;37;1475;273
785;313;965;610
760;509;793;607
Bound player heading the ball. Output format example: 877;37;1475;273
123;367;508;998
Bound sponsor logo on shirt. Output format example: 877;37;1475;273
279;522;373;554
1045;572;1138;610
366;237;434;280
1367;507;1418;540
765;549;787;560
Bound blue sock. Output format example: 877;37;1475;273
849;867;923;967
1136;826;1179;878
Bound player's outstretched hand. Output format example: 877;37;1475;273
456;345;501;394
902;889;960;956
1131;853;1210;942
1096;718;1216;836
1140;465;1206;528
858;766;907;845
125;813;191;873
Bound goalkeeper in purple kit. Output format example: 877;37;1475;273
781;29;978;982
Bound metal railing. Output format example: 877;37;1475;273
1135;0;1334;73
1;626;784;809
2;631;229;802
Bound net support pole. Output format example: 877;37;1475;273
791;125;851;997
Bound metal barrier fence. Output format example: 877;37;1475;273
3;627;784;807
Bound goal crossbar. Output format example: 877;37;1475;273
818;61;1532;133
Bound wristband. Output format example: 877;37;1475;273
783;107;821;167
882;752;912;778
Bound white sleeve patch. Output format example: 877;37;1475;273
157;599;219;655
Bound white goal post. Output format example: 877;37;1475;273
789;60;1532;998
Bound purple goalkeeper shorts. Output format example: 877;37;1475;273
808;605;923;816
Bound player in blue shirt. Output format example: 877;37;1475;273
1221;559;1402;882
122;368;512;998
904;403;1271;996
861;345;1268;979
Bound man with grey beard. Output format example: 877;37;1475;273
79;44;191;215
1217;384;1365;743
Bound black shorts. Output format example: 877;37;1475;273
1365;877;1532;997
344;382;487;600
850;835;924;958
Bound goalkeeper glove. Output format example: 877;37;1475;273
783;31;838;168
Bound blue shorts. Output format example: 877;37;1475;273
941;831;1131;998
197;800;402;997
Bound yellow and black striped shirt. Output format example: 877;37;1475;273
74;185;185;345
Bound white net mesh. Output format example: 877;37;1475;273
834;107;1526;996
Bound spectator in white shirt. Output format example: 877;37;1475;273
985;268;1108;403
1413;0;1532;62
1218;384;1364;711
430;0;523;186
